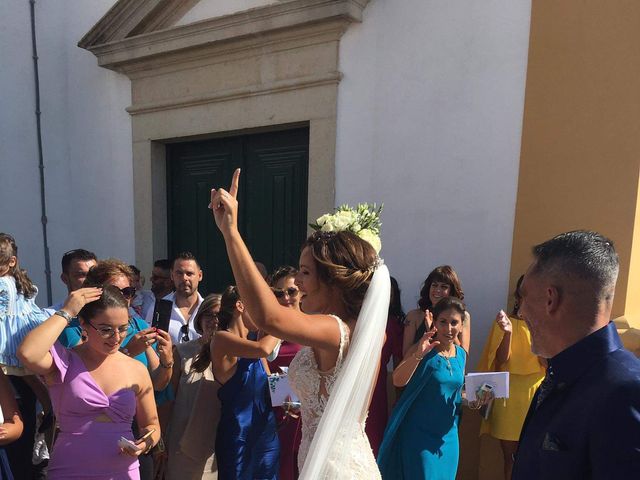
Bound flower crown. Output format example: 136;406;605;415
309;203;383;254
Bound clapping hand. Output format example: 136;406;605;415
496;310;512;333
209;168;241;237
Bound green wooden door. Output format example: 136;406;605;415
167;127;309;295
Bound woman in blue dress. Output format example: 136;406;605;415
378;296;468;480
208;286;280;480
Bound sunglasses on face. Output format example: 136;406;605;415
87;320;132;339
271;287;299;299
118;286;137;299
179;324;190;342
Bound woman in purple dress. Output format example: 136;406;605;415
18;285;161;479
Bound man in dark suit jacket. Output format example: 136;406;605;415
512;230;640;479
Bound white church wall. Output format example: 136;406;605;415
1;1;134;307
2;0;532;342
0;1;45;301
335;0;532;364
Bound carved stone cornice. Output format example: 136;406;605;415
78;0;200;47
79;0;371;73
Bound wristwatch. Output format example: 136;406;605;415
54;309;73;324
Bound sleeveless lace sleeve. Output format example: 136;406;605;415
328;315;349;387
288;315;353;471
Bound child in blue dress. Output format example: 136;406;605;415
0;233;47;373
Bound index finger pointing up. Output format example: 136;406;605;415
229;168;241;198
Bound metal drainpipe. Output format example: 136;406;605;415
29;0;52;305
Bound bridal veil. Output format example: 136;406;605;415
299;262;391;478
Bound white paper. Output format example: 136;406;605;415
465;372;510;401
267;373;299;407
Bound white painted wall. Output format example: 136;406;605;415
0;1;44;302
1;0;531;363
335;0;532;366
0;0;134;307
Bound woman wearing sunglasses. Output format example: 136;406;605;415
267;266;303;480
57;260;174;389
18;285;160;479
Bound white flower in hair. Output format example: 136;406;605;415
357;228;381;254
310;203;383;253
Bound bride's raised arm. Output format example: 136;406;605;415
210;169;341;352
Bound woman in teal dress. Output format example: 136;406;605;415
378;296;467;480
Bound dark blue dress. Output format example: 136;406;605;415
0;449;13;480
216;352;280;480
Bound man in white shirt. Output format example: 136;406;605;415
147;252;204;344
44;249;97;316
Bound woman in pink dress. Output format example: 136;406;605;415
18;285;160;479
267;266;303;480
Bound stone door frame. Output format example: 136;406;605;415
80;0;370;269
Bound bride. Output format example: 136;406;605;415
210;170;390;479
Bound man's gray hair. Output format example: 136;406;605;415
531;230;619;303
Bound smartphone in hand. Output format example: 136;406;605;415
151;300;172;332
118;429;155;452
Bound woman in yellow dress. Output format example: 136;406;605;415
477;276;546;479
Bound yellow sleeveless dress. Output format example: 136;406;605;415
477;317;546;441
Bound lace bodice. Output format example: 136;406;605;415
288;315;381;478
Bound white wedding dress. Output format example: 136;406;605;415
288;315;381;479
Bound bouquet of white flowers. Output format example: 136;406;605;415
310;203;383;253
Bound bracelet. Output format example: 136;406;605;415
413;352;424;361
159;359;174;369
53;309;73;324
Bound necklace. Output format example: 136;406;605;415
438;346;455;376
